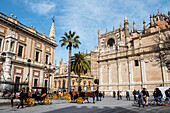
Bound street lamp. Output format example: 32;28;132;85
26;59;31;92
44;63;55;91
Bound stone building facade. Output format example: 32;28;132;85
54;56;95;92
0;12;57;91
93;11;170;96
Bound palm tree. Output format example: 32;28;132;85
59;31;81;92
71;52;91;93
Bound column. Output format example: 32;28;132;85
140;59;146;88
117;61;121;90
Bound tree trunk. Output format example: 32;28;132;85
78;74;81;94
67;46;71;92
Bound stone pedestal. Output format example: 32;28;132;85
1;52;16;90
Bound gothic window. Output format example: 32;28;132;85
35;51;40;62
18;45;23;57
54;81;57;88
107;38;115;47
58;80;61;88
134;60;139;66
63;80;65;89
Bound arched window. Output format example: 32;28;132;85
58;80;61;88
107;38;115;47
54;81;57;88
83;81;86;87
10;41;15;52
63;80;65;89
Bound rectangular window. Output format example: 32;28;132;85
34;79;38;87
45;55;49;64
45;80;48;87
18;45;23;57
135;60;139;66
35;51;40;62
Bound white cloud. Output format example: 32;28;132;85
30;2;56;15
23;0;56;15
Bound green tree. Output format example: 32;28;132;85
59;31;81;92
71;52;91;93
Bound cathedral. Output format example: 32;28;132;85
92;11;170;96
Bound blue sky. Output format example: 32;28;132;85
0;0;169;65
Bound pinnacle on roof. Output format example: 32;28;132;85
49;17;55;39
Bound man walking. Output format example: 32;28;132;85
133;89;137;101
17;90;24;109
126;90;130;101
113;91;116;98
117;90;120;100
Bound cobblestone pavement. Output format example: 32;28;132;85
0;97;169;113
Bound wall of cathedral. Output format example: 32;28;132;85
97;11;170;96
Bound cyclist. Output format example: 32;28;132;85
165;88;170;101
154;88;163;104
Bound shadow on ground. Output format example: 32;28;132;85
43;106;138;113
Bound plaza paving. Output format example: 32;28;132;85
0;97;169;113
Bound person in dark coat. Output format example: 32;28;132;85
154;88;163;103
133;89;137;101
117;90;120;100
96;90;99;101
99;92;103;101
165;88;170;100
17;90;25;109
113;91;116;98
126;90;130;101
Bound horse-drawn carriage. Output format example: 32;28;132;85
22;87;52;107
65;91;97;104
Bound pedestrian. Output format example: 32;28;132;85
142;88;149;106
17;90;25;109
119;91;122;100
99;91;102;101
10;90;16;108
165;88;170;101
154;88;163;104
103;91;105;98
126;90;130;101
117;90;120;100
133;89;137;101
96;90;99;101
78;86;82;94
138;90;145;107
113;91;116;98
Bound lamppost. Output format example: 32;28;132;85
44;63;55;92
24;59;31;92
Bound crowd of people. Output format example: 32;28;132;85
113;87;170;107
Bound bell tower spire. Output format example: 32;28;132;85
49;16;55;39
